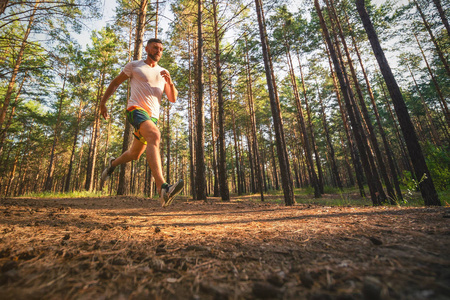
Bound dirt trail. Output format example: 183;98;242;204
1;196;449;299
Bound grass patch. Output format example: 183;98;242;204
438;189;450;206
15;186;449;207
20;190;103;199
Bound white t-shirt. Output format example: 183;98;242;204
123;60;167;119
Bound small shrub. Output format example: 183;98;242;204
424;143;450;191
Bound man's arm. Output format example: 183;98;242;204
100;71;129;119
161;70;178;103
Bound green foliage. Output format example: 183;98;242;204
438;189;450;206
423;143;450;191
399;170;429;205
22;191;103;199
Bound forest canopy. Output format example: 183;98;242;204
0;0;449;206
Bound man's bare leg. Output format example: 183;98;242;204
138;120;166;193
100;136;146;188
111;138;146;167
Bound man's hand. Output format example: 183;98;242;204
100;103;109;120
161;70;178;103
160;70;173;85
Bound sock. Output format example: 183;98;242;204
161;183;169;191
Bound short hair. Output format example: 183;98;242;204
147;38;163;45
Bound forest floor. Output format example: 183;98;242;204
0;193;449;300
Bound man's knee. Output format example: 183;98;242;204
141;122;161;143
148;130;161;143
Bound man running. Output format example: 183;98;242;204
99;38;183;207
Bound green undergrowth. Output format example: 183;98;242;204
237;186;450;207
19;190;103;199
12;187;449;208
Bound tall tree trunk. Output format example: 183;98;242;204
379;80;414;176
407;64;441;146
259;129;268;192
165;104;171;181
75;130;86;191
255;0;294;205
245;130;256;193
154;0;158;38
85;69;106;191
212;0;230;200
413;32;450;129
244;37;264;201
0;0;39;128
231;110;242;195
287;48;320;198
5;155;18;197
327;0;390;202
45;63;68;192
340;134;355;187
208;64;219;197
413;0;450;77
65;100;84;192
0;0;8;15
0;72;27;157
296;55;324;194
187;30;196;199
356;0;441;206
432;0;450;39
268;128;279;191
325;42;363;193
317;83;343;190
195;0;206;200
238;123;246;193
118;0;148;195
316;0;380;205
344;8;402;202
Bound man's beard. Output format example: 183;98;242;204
148;53;161;62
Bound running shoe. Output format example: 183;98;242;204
159;179;184;207
100;157;116;188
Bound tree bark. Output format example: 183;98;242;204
187;30;196;199
85;68;106;191
212;0;230;200
45;64;68;192
407;64;441;146
413;0;450;77
208;65;219;196
325;42;363;193
65;100;83;192
316;0;380;205
255;0;294;205
432;0;450;39
268;128;279;190
0;0;8;15
287;47;320;198
413;32;450;129
154;0;159;38
379;80;414;176
245;37;264;201
0;72;27;158
327;0;392;202
165;104;171;182
317;83;343;190
356;0;441;206
0;0;39;128
297;55;324;194
195;0;207;200
231;110;242;195
118;0;148;195
344;8;402;202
